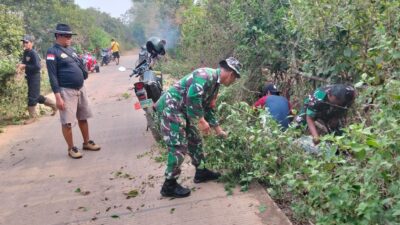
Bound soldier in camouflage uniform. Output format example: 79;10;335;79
155;57;241;198
296;84;356;144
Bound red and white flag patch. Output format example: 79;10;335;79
46;54;55;60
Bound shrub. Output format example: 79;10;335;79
203;79;400;224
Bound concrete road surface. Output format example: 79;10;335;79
0;54;291;225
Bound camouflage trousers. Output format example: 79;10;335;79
159;107;204;180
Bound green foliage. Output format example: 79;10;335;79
203;79;400;224
161;0;399;103
0;71;51;123
1;1;134;56
156;4;400;222
285;0;400;83
0;76;27;122
0;2;134;122
0;4;25;122
87;28;111;51
179;1;238;66
0;4;24;84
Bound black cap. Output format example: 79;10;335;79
263;83;280;95
53;23;77;35
329;84;355;106
21;35;34;42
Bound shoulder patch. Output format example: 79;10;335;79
46;54;55;60
314;89;327;101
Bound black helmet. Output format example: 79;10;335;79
146;37;166;57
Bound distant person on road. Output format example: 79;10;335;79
155;57;242;198
17;34;57;125
296;84;356;144
253;83;292;129
110;38;120;65
46;23;101;159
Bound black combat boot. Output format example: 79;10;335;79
194;168;221;183
160;179;191;198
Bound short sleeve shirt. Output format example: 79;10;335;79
111;41;120;52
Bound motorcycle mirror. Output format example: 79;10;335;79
118;66;127;72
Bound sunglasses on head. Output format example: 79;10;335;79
22;41;29;44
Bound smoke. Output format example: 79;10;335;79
128;1;180;49
149;18;180;50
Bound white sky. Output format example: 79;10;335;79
75;0;133;18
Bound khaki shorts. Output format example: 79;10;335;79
59;86;93;124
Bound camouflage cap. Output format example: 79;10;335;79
220;57;241;78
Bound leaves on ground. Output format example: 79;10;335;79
258;204;267;213
124;189;139;199
77;206;88;212
74;187;90;196
122;92;131;99
113;170;135;180
111;214;120;219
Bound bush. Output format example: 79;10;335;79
203;79;400;224
148;1;400;223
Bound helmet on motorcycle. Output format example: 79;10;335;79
146;37;166;57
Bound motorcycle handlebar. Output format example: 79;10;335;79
129;71;140;78
129;60;150;78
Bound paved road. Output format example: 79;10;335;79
0;54;291;225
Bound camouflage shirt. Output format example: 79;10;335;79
302;86;347;123
155;68;221;126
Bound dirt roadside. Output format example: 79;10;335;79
0;53;291;225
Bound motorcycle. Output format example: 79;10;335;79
137;45;148;66
100;48;112;66
120;57;163;141
82;52;100;73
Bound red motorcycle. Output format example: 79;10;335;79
82;52;100;73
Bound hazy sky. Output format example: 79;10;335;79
75;0;132;18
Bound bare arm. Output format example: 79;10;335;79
54;92;65;111
213;125;227;138
306;115;320;144
198;117;211;135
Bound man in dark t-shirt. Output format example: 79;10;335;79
46;24;101;159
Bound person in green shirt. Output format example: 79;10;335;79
155;57;241;198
